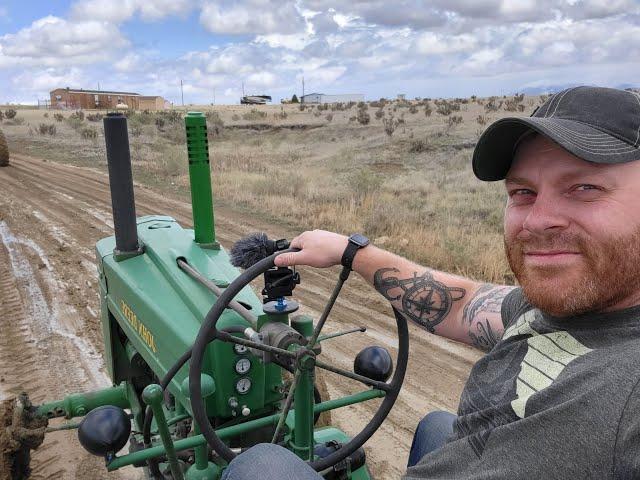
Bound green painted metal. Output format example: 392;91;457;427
143;384;184;480
291;356;316;460
290;314;314;337
107;389;385;471
36;383;130;419
96;215;280;425
185;112;217;247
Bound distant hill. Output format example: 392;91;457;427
515;83;639;96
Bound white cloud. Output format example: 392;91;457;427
70;0;194;23
415;32;477;55
247;71;278;88
0;16;127;68
200;0;306;35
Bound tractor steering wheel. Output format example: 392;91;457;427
188;250;409;472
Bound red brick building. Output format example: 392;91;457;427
49;88;170;110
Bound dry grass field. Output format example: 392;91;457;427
1;94;545;284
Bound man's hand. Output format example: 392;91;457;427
274;230;349;268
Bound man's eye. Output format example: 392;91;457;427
509;188;534;197
574;184;598;191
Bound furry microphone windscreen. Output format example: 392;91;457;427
230;232;271;269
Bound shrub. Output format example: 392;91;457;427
53;113;64;122
69;110;84;121
409;105;418;114
158;110;181;123
325;113;333;122
205;110;224;135
424;105;432;117
155;117;165;130
86;113;102;122
38;123;57;136
356;109;370;125
436;102;453;116
65;116;85;131
242;109;268;121
375;109;384;119
447;115;463;129
43;112;49;118
348;169;382;197
80;126;98;139
275;107;288;120
383;116;398;137
356;101;367;110
409;138;434;153
232;114;240;121
476;115;488;126
484;97;500;112
4;109;17;119
0;111;3;121
291;94;299;103
299;104;306;111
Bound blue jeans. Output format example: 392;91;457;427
221;411;456;479
407;410;456;467
221;443;322;480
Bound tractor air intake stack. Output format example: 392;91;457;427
103;113;143;260
185;112;218;248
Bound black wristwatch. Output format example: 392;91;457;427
341;233;370;270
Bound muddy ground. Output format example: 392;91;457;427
0;154;480;479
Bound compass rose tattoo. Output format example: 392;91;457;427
374;267;466;333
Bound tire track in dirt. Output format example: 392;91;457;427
0;154;480;479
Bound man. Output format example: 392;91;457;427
222;86;640;479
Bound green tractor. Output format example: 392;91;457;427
1;112;408;479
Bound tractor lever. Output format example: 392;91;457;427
316;326;367;343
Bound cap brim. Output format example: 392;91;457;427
472;117;640;181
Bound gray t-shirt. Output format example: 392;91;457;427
404;288;640;479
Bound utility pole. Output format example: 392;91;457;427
242;82;245;97
180;79;184;106
302;76;305;102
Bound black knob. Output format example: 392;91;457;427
78;405;131;457
354;346;393;382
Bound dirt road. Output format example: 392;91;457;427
0;154;480;479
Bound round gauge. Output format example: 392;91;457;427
234;344;248;354
235;377;252;395
235;358;251;374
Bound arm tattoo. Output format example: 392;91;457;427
462;284;514;351
468;320;500;352
373;267;466;333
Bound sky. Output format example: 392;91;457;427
0;0;639;105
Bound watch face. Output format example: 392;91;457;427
350;233;369;247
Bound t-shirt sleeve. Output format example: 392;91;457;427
613;377;640;478
500;287;531;330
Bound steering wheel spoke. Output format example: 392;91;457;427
314;359;392;392
271;369;301;443
215;329;296;360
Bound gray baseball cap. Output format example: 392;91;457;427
472;86;640;181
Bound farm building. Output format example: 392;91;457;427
49;88;169;110
301;93;364;104
139;96;172;110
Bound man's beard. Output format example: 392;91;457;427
504;227;640;317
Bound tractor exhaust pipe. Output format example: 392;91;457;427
103;113;142;260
